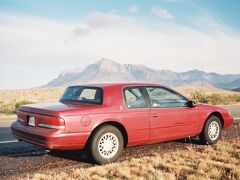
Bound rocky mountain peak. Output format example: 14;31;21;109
97;58;126;73
98;58;119;68
45;58;240;90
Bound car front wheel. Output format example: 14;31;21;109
89;125;124;164
199;115;222;145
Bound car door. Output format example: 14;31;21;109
144;86;199;144
122;86;150;146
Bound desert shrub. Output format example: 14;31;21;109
15;100;34;112
190;91;210;103
210;93;224;105
0;101;15;115
208;93;240;105
0;100;34;115
190;91;240;105
0;105;14;115
230;94;240;102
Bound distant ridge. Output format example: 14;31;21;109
45;58;240;90
232;87;240;92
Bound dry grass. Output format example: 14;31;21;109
27;139;240;180
0;86;240;115
176;86;240;105
0;88;64;115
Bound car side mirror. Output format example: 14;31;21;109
186;100;196;108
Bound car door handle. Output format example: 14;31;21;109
151;114;159;117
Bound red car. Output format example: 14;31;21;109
11;83;233;164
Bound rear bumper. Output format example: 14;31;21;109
11;121;90;150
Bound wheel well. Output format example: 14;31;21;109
85;121;128;148
208;112;224;128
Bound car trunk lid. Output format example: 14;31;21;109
18;102;92;117
17;102;97;128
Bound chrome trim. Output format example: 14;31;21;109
17;118;24;122
38;124;65;129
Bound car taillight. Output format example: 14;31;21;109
17;111;28;125
38;117;65;129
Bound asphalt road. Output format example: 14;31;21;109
0;119;17;142
0;105;239;179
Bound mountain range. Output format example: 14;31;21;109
45;58;240;91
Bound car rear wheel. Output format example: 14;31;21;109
89;125;124;164
199;115;222;145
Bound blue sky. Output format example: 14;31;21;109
1;0;239;28
0;0;240;88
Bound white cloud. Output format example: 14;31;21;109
85;11;124;29
151;6;174;20
129;4;139;13
0;12;240;88
72;26;90;37
193;14;234;34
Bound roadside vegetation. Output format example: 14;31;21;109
0;88;64;115
29;138;240;180
177;86;240;105
0;100;34;115
0;86;240;116
190;91;240;105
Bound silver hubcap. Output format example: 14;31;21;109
208;121;220;141
98;133;119;159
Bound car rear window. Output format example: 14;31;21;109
60;86;103;104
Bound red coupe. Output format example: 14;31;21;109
11;83;233;164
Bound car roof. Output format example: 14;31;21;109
69;82;167;88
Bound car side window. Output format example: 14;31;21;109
146;87;188;108
124;87;147;108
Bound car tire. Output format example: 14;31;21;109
199;115;222;145
89;125;124;164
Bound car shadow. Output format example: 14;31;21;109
0;141;94;164
47;149;94;164
174;137;203;145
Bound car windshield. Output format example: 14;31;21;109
60;86;103;104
